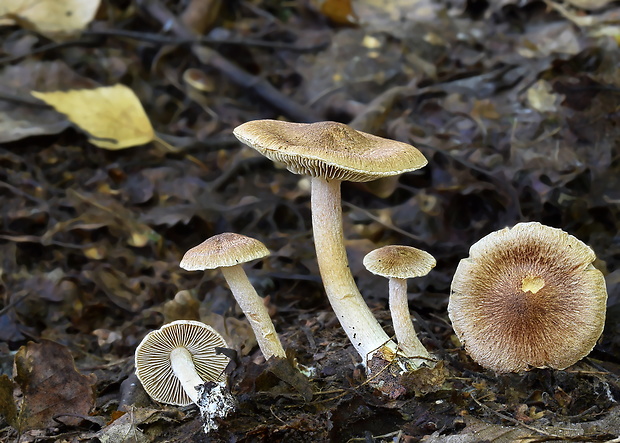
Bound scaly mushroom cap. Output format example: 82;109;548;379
180;233;269;270
233;120;427;182
448;222;607;373
364;245;436;279
135;320;229;406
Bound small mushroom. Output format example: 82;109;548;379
135;320;230;406
180;233;286;361
448;222;608;373
363;245;436;367
234;120;427;365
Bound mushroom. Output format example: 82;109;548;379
363;245;436;367
234;120;427;365
180;233;286;361
135;320;230;406
448;222;608;373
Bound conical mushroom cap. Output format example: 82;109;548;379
363;245;436;279
448;222;607;373
135;320;229;406
233;120;427;182
180;233;269;270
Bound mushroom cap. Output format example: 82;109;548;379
233;120;427;182
180;233;269;271
448;222;607;373
363;245;436;279
135;320;229;406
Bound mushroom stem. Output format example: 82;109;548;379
311;177;396;362
389;277;432;364
220;265;286;360
170;347;203;404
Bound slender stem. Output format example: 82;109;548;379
170;347;203;404
221;265;286;360
389;278;431;362
311;177;396;362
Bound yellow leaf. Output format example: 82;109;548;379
0;0;100;41
31;85;154;150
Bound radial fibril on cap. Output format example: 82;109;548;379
135;320;229;406
448;222;607;373
233;120;427;182
180;232;269;271
364;245;436;280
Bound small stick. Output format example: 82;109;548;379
140;0;321;123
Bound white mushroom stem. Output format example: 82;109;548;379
389;277;432;365
220;264;286;360
170;347;203;404
311;177;397;362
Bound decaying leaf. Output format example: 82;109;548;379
562;0;614;10
527;79;558;113
95;407;184;443
0;0;100;41
12;340;96;431
0;60;96;143
31;84;155;150
0;375;18;429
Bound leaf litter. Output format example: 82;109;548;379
0;0;619;441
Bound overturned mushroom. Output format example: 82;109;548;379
135;320;234;432
363;245;436;368
448;222;607;373
234;120;427;366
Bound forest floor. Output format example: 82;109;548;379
1;0;620;441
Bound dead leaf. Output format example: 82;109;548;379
0;0;100;41
527;79;559;113
0;60;96;143
13;340;96;431
0;375;18;429
319;0;359;25
95;407;183;442
562;0;614;10
31;84;154;150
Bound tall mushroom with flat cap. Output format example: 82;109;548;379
234;120;427;365
363;245;436;367
448;222;607;373
180;233;286;361
135;320;234;433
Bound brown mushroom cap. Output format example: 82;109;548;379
363;245;436;279
135;320;229;406
448;222;607;373
233;120;427;182
180;233;269;270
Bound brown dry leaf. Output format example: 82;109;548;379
318;0;359;25
0;0;100;41
562;0;614;10
527;79;559;113
31;84;154;150
13;340;96;431
95;407;183;442
0;375;18;429
0;60;96;143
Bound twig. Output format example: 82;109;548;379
84;29;329;53
139;0;321;123
341;200;427;244
468;389;553;437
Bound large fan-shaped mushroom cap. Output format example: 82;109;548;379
448;222;607;373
